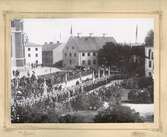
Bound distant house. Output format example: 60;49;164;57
25;42;42;67
63;36;116;68
145;46;154;77
42;41;63;66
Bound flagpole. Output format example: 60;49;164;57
135;25;138;44
70;25;73;36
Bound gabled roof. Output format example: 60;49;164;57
42;42;62;51
65;36;116;52
25;42;42;47
53;43;66;52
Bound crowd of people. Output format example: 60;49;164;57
39;68;92;86
11;68;127;122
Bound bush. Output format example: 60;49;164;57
58;114;82;123
128;88;152;103
71;93;102;111
138;77;153;89
94;105;143;123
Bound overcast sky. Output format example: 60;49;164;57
23;18;154;44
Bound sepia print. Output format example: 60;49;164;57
11;18;154;123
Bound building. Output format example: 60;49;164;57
25;42;42;67
63;36;116;68
11;19;25;68
52;43;66;66
145;46;154;77
42;41;62;66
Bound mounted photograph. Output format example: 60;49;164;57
10;18;154;123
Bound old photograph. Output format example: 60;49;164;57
11;18;154;123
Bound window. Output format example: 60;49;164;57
88;52;90;56
67;47;69;50
93;52;96;56
35;53;38;57
11;21;14;27
28;48;30;51
64;53;67;57
82;53;85;56
149;61;152;68
69;53;72;57
88;60;91;65
74;53;76;57
72;46;74;49
148;49;151;59
36;60;38;64
152;52;153;59
149;72;152;77
28;53;31;57
82;60;85;65
69;60;72;64
93;60;96;65
35;48;38;51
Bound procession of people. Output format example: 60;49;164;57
11;67;127;122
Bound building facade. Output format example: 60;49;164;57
63;36;117;68
52;43;66;65
11;19;25;68
25;42;42;67
42;42;62;66
145;46;154;77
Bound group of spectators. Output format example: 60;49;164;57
11;68;127;122
39;68;92;86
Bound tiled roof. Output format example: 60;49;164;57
25;42;42;47
42;42;62;51
65;36;116;51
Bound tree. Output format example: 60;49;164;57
97;42;145;77
98;42;120;67
94;105;143;123
138;77;153;89
145;30;154;47
128;89;152;103
71;93;102;111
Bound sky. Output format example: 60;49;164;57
23;18;154;44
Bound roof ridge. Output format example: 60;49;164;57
65;35;116;52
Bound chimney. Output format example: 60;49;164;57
44;42;47;45
49;41;53;44
57;41;60;44
102;33;106;37
89;33;93;37
77;33;81;37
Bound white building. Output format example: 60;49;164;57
145;46;154;77
63;36;116;68
25;42;42;67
